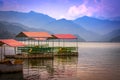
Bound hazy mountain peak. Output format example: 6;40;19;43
29;11;36;13
28;11;45;16
58;18;66;21
80;16;90;18
75;16;99;21
58;18;73;23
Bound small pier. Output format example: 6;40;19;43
54;52;78;56
5;54;53;59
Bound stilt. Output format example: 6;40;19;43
0;47;2;61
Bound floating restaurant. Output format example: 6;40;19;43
52;34;78;56
15;32;54;59
0;32;79;59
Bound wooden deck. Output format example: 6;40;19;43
54;52;78;56
5;54;54;59
4;52;78;59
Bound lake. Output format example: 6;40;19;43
0;42;120;80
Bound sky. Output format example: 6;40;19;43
0;0;120;20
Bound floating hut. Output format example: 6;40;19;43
16;32;52;45
0;39;25;73
15;32;78;57
15;32;54;59
52;34;78;56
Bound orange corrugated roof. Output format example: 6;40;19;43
16;32;52;38
0;39;25;47
53;34;77;39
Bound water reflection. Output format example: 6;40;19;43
1;43;120;80
52;56;78;80
23;43;120;80
23;59;54;80
0;72;23;80
23;56;78;80
78;45;120;80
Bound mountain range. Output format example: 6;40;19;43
0;21;26;38
73;16;120;34
102;29;120;41
0;11;120;42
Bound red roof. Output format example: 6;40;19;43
16;32;52;38
53;34;77;39
0;39;25;47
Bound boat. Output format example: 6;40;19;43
0;60;23;73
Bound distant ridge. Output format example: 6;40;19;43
110;36;120;42
102;29;120;41
0;21;26;38
0;11;120;42
73;16;120;34
43;18;100;41
0;11;56;28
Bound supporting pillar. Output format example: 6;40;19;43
3;45;5;57
63;39;64;47
76;38;78;53
59;39;60;47
14;47;17;55
0;47;2;61
52;39;54;57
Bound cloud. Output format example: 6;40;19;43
65;0;100;19
65;0;120;20
67;4;93;19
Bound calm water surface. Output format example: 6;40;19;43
0;42;120;80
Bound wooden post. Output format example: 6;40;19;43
28;38;29;46
63;39;64;47
58;39;60;47
0;47;2;61
38;40;39;46
34;39;35;46
52;39;54;56
47;39;49;54
23;37;24;44
76;38;78;53
30;39;31;46
23;37;25;44
3;45;5;57
14;47;17;55
27;57;29;75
